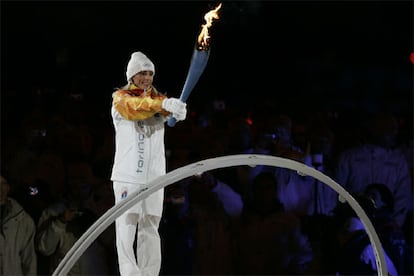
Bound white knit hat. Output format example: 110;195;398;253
126;51;155;81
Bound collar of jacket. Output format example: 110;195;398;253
128;83;155;96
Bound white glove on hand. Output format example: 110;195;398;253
173;109;187;121
162;98;187;121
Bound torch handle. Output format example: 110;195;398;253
167;49;210;127
167;115;178;127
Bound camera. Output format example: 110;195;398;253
29;186;38;196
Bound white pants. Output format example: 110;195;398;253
113;182;162;276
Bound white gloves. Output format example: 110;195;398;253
162;98;187;121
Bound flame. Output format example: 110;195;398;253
197;3;222;50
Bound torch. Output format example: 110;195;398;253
167;3;222;127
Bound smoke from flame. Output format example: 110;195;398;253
197;3;222;50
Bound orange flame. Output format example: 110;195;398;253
197;3;222;50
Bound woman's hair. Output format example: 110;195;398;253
332;193;377;228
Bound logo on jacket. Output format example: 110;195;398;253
137;133;145;173
121;190;128;199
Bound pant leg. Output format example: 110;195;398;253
136;214;162;276
113;182;142;276
115;212;141;276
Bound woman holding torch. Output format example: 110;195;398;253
110;51;187;276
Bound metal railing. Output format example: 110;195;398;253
53;154;388;276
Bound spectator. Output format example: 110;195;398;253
35;160;113;275
159;182;193;275
305;115;338;216
335;112;412;228
363;183;412;275
186;173;235;274
235;172;313;275
0;175;37;275
326;194;398;276
198;172;243;219
247;114;314;217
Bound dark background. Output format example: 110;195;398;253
1;3;413;275
2;0;413;114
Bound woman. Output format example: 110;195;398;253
111;51;187;276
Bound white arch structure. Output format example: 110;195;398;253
53;154;388;276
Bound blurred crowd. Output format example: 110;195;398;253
1;86;413;275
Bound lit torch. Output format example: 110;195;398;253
168;3;222;127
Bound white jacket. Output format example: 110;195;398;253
0;198;37;276
111;110;166;185
110;86;168;217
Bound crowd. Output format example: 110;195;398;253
1;85;413;275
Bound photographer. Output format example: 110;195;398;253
35;194;98;275
35;160;113;275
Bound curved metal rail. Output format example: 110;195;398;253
53;154;388;276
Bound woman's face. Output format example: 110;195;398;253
132;71;154;90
